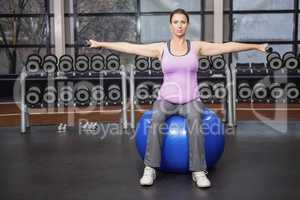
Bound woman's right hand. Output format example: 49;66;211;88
87;39;101;48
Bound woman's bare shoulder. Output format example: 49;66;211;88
191;40;203;56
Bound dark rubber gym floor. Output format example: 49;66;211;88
1;121;300;200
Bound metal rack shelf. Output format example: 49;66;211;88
20;66;129;134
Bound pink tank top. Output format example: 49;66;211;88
157;40;200;104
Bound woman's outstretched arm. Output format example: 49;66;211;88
88;39;164;58
193;41;268;56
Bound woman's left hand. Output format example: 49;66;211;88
257;43;269;53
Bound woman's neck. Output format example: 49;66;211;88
171;36;186;46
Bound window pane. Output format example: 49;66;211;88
205;0;230;11
205;0;213;11
77;0;137;13
141;0;201;12
233;0;294;10
204;14;230;42
0;0;46;14
298;15;300;40
65;17;75;45
77;16;137;45
204;14;213;42
0;48;47;74
141;15;201;43
233;14;293;41
224;14;230;42
0;17;48;45
232;45;292;63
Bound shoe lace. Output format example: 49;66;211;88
143;167;154;177
194;170;208;178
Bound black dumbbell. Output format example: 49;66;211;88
91;85;105;103
42;54;58;73
75;84;90;105
238;82;252;100
152;84;161;99
107;84;121;102
270;82;284;100
59;55;74;73
285;82;299;100
150;58;161;71
198;82;213;101
266;51;282;70
265;46;273;54
26;86;42;106
43;86;57;105
253;82;268;100
135;56;149;72
198;56;210;71
282;51;298;70
91;54;105;72
136;82;151;101
25;54;42;73
59;86;74;104
210;55;225;71
106;54;120;71
75;55;89;72
212;82;227;100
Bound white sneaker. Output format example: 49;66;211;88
192;171;211;188
140;166;156;186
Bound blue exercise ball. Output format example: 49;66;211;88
135;107;225;173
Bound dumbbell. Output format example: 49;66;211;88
106;54;120;71
265;46;273;53
198;56;210;71
266;51;282;70
210;55;225;71
91;54;105;72
59;55;74;73
42;54;58;73
26;86;42;106
107;84;121;102
152;84;161;99
57;123;67;132
198;82;213;101
237;82;252;100
75;84;90;105
270;82;284;100
43;86;57;105
252;82;268;100
282;52;298;70
59;86;74;104
285;82;299;100
136;82;151;101
80;121;98;132
25;54;42;73
91;85;105;103
135;56;149;72
212;82;227;100
75;55;89;72
150;58;161;71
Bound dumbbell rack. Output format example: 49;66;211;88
129;63;236;129
230;61;300;124
20;66;129;134
20;63;237;133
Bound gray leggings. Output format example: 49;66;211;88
144;98;207;172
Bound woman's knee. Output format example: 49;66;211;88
186;112;200;123
152;110;167;123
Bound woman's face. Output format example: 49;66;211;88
169;13;189;37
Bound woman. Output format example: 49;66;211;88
89;8;267;188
